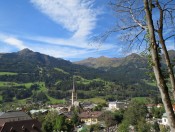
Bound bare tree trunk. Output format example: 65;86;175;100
156;0;175;100
144;0;175;131
158;32;175;100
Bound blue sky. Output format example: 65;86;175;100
0;0;174;61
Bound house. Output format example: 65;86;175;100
0;111;31;125
108;101;125;111
146;104;156;112
81;102;97;111
0;111;41;132
30;109;48;115
48;104;69;113
161;113;169;126
160;105;175;126
62;112;73;120
79;111;103;125
0;119;41;132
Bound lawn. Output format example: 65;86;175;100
131;97;152;104
143;79;156;86
0;82;19;87
47;96;66;104
0;72;18;75
38;82;47;92
80;97;106;104
54;68;69;74
24;83;35;88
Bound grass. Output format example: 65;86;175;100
80;97;106;104
0;82;19;87
0;72;18;75
15;95;66;105
0;82;36;88
76;76;104;85
15;98;29;104
54;68;69;74
0;81;47;89
131;97;152;104
143;79;156;86
38;82;47;92
55;80;62;85
0;80;67;106
24;83;35;88
47;96;66;104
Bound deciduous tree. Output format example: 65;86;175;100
98;0;175;131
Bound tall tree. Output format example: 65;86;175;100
154;0;175;100
96;0;175;131
144;0;175;130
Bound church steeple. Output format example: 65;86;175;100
72;76;77;106
73;77;75;92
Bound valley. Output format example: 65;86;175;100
0;49;163;109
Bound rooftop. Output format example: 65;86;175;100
0;111;31;119
79;111;103;118
0;119;41;132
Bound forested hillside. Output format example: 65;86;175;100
0;49;161;104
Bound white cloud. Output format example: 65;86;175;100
3;38;27;50
32;46;92;58
28;0;114;60
26;35;115;50
0;32;117;60
25;35;117;59
0;34;27;50
30;0;98;39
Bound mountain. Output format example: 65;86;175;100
74;56;122;68
74;50;175;70
162;50;175;62
0;48;72;73
0;49;164;104
74;53;147;69
0;49;174;105
0;49;113;103
75;50;175;83
75;53;149;83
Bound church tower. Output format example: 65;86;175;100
71;77;77;106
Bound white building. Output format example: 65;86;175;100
161;113;169;126
108;101;125;111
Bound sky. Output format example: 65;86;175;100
0;0;174;61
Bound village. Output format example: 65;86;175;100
0;80;171;132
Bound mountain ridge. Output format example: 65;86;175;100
74;50;175;69
0;48;162;103
74;53;146;68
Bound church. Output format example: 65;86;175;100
70;76;80;108
71;77;77;106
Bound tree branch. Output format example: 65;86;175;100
165;34;175;41
129;5;147;29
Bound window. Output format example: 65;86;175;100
164;119;167;122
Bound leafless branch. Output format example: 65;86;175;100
163;0;174;9
128;2;147;30
165;34;175;41
129;29;145;46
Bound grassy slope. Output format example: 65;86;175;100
0;81;66;104
131;97;152;104
0;76;117;105
54;68;69;74
79;97;106;104
0;72;18;75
